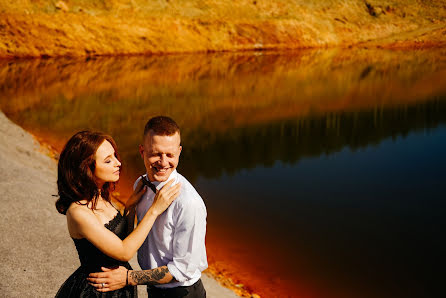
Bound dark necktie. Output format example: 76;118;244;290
141;175;157;194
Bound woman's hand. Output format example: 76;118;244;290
125;179;147;210
150;180;181;216
88;266;128;292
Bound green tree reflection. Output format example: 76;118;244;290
177;97;446;181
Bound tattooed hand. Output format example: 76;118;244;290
88;265;175;292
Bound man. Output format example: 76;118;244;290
88;116;208;297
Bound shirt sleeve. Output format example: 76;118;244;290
166;196;207;282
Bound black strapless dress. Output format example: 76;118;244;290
56;211;137;297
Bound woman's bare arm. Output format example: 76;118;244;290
67;180;180;261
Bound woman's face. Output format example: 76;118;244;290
94;140;121;186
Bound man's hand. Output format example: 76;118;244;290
87;266;128;292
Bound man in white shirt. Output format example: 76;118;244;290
88;116;207;297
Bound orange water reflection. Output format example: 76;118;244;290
1;48;446;297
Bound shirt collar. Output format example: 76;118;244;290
146;169;178;191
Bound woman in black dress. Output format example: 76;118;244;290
55;131;180;297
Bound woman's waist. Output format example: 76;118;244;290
78;261;131;273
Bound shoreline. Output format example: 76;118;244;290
0;111;238;297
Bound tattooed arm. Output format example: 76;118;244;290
87;266;176;292
128;266;176;286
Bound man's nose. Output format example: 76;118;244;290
159;154;169;166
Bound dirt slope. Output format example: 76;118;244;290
0;0;445;58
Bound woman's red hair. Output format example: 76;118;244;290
56;131;120;215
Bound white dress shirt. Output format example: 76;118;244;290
135;170;208;288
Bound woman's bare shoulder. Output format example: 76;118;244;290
66;202;95;224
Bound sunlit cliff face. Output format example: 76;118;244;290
1;0;445;58
139;131;182;182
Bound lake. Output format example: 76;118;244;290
1;48;445;298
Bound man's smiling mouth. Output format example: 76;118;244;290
154;167;170;173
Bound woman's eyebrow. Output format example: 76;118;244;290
103;153;114;160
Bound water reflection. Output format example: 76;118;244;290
1;48;446;297
1;48;446;182
182;99;446;181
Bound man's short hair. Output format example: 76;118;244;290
143;116;180;138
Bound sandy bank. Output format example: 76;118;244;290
0;111;237;297
0;0;445;58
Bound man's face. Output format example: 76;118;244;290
139;131;182;182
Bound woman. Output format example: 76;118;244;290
55;131;180;297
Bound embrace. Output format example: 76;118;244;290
55;116;208;297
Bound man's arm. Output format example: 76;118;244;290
165;196;207;282
129;266;175;286
88;266;176;292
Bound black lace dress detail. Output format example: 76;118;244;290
56;211;137;297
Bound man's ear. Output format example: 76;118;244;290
139;144;144;159
178;145;182;156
